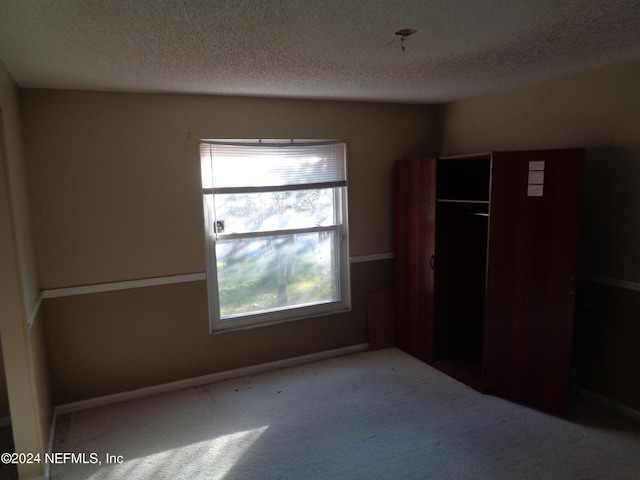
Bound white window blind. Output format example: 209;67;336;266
198;139;350;331
200;141;347;193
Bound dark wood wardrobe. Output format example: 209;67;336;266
394;149;584;414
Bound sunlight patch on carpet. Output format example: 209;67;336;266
86;425;269;480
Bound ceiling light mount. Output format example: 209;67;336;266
394;28;417;52
395;28;417;37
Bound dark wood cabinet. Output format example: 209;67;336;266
394;149;584;414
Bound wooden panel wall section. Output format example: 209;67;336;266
483;149;584;414
393;158;436;363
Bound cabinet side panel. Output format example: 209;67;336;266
393;158;436;362
484;149;584;414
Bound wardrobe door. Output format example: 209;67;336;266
483;149;584;414
394;158;437;363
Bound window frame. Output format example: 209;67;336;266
200;140;351;332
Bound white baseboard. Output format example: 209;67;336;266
43;408;57;480
54;343;369;416
577;386;640;424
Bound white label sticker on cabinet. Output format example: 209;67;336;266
529;160;545;171
527;184;544;197
528;160;545;197
528;170;544;184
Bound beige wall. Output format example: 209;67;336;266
0;62;51;479
440;59;640;411
22;60;640;415
21;91;436;288
20;90;438;403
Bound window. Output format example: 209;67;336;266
200;140;350;331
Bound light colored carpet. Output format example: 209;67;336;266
51;348;640;480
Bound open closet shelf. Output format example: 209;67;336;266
437;199;489;204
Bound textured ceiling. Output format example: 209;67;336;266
1;0;639;103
